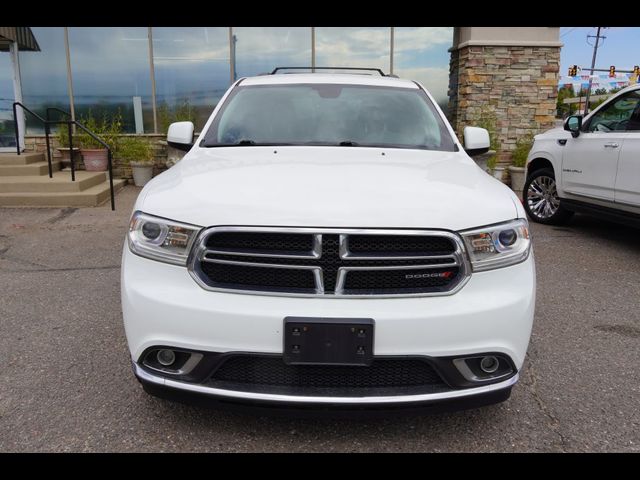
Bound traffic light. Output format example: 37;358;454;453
609;65;616;77
634;66;640;75
569;65;578;76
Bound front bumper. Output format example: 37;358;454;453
122;246;535;406
134;361;518;408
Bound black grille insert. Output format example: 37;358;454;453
200;261;316;293
344;267;460;295
208;355;449;396
348;234;455;256
206;231;314;255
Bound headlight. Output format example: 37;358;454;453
460;219;531;272
127;211;202;265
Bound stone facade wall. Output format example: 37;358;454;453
448;45;560;166
24;134;170;180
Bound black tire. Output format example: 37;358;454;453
523;168;574;225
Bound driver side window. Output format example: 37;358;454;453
586;91;640;133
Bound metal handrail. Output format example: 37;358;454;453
46;107;73;121
12;102;54;178
45;107;76;182
12;102;116;211
74;121;115;211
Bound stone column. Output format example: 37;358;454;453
448;27;562;166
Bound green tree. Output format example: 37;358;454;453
556;85;576;118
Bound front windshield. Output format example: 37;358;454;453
200;83;456;151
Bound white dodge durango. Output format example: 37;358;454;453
121;69;536;411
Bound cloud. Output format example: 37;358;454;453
394;66;450;102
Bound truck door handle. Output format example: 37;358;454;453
604;142;619;148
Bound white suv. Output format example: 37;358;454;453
524;84;640;226
122;70;535;411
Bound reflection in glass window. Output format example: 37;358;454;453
233;28;311;78
152;27;230;132
315;27;390;73
0;53;16;147
19;27;71;134
393;27;453;112
587;91;640;132
68;27;153;133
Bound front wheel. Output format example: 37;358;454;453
523;168;573;225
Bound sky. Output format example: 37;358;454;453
560;27;640;75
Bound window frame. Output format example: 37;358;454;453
582;90;640;133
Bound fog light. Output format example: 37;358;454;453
480;355;499;374
157;349;176;366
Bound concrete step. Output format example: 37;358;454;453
0;179;127;207
0;152;45;165
0;171;107;193
0;161;61;176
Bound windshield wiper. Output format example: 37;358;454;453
338;141;359;146
202;140;298;147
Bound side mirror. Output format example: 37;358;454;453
564;115;582;138
167;121;195;152
463;126;490;156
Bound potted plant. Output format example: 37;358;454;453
473;107;499;173
508;133;534;193
487;155;505;181
55;123;81;168
118;136;154;187
77;111;122;171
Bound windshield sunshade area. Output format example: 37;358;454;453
200;83;457;151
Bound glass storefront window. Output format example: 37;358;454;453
19;27;70;134
392;27;454;113
233;27;312;79
0;53;16;147
152;27;230;132
13;26;455;138
68;27;153;133
315;27;391;73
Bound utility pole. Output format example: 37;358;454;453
584;27;606;115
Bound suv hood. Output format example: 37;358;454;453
138;147;519;231
535;126;570;140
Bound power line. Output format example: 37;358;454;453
584;27;607;114
561;27;579;38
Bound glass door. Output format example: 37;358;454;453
0;51;18;152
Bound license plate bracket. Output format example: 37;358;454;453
283;317;374;366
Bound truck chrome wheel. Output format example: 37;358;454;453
527;175;560;219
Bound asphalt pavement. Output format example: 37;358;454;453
0;186;638;452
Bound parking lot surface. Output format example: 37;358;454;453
0;186;638;452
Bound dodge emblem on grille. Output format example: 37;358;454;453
405;271;454;279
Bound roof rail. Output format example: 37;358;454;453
271;66;387;76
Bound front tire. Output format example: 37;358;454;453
523;168;573;225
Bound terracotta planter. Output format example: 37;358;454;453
508;166;526;193
130;162;154;187
81;148;109;171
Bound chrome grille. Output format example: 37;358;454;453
188;227;470;297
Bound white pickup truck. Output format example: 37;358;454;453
524;84;640;226
122;69;535;411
